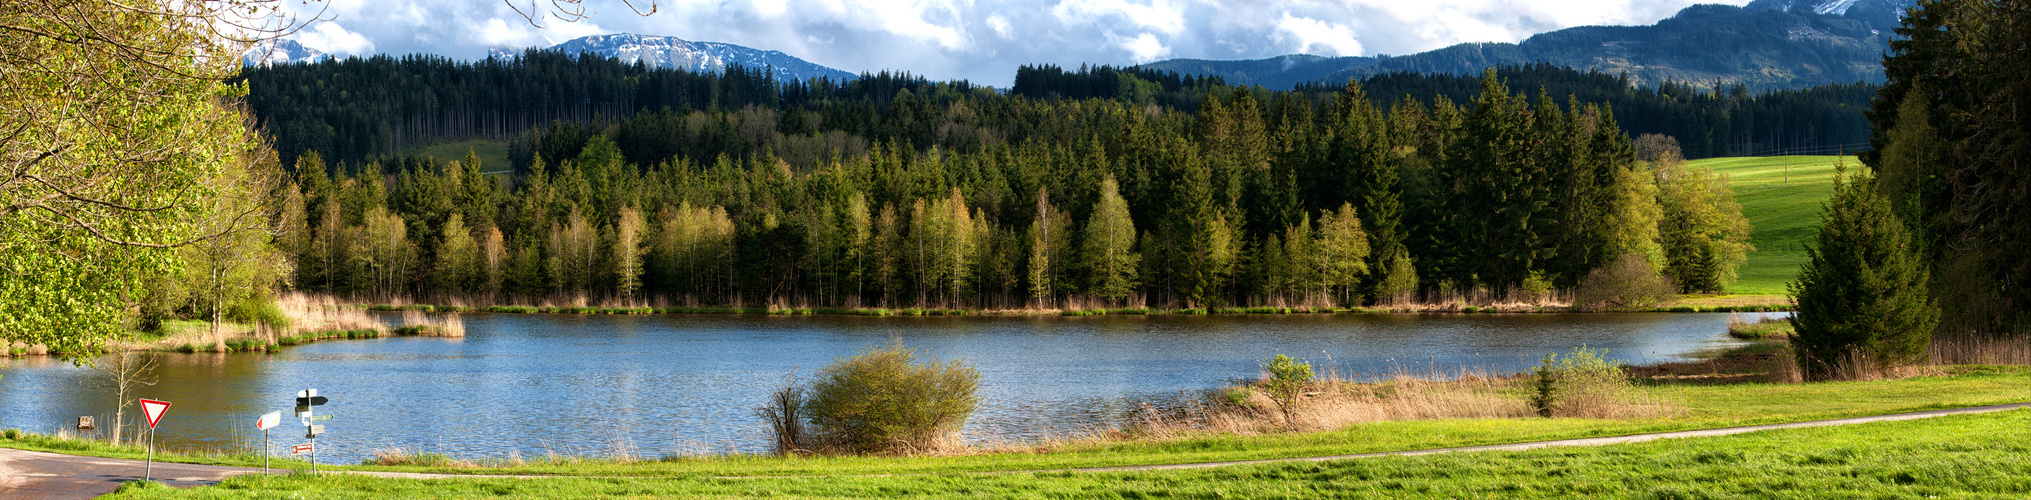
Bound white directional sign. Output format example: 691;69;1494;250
139;399;171;429
292;443;314;455
256;411;282;430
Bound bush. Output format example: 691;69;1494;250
3;428;21;440
225;294;290;329
756;379;807;456
1573;254;1677;312
799;343;980;455
1529;346;1634;418
1260;354;1314;428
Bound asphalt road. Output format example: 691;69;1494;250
0;447;268;499
4;402;2026;498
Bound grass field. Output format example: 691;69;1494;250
103;404;2031;498
405;138;513;173
11;366;2029;478
1693;155;1850;296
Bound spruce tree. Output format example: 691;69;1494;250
1790;166;1939;380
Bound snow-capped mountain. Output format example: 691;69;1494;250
495;34;857;83
1146;0;1917;92
1744;0;1913;26
240;39;330;67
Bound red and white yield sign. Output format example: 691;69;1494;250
139;399;171;429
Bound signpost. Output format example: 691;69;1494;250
255;411;282;473
295;389;328;474
138;399;170;481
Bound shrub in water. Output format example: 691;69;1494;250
801;343;979;454
755;379;807;456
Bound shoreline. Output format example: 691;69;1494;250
356;298;1792;317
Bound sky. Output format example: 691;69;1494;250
281;0;1756;87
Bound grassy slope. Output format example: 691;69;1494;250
106;408;2031;498
405;138;513;173
12;366;2028;478
1694;155;1849;296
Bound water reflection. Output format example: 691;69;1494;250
0;311;1780;463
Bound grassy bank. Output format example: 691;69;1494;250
9;365;2027;478
101;405;2031;498
1695;155;1847;296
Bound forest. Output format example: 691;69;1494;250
223;67;1756;313
241;54;1875;171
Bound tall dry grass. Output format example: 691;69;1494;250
400;310;466;338
276;293;386;333
1115;363;1671;441
1929;332;2031;366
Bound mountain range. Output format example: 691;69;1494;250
489;34;857;83
1142;0;1914;91
245;34;856;84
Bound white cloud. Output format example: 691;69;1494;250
276;0;1759;86
752;0;790;17
1116;32;1170;63
986;14;1014;40
293;22;375;55
1053;0;1187;35
1274;13;1361;57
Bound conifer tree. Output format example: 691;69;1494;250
1790;166;1938;380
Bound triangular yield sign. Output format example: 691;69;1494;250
139;399;171;429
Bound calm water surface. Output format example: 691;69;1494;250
0;311;1779;462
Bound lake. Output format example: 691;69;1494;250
0;311;1778;463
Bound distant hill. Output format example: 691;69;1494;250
1141;0;1912;91
1138;54;1375;90
494;33;856;83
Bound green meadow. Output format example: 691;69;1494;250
406;138;513;173
101;390;2031;498
1694;155;1850;297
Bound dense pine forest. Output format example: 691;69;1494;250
243;54;1874;171
243;61;1761;310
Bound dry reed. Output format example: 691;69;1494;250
276;293;386;333
1113;363;1672;441
1929;332;2031;366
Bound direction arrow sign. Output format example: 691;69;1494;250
308;414;333;422
291;443;314;455
296;389;317;398
256;411;282;430
139;399;171;429
296;396;329;406
306;425;325;437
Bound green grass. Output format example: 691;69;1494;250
100;408;2031;498
1693;155;1850;296
404;138;512;172
14;366;2030;480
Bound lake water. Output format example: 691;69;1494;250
0;311;1779;463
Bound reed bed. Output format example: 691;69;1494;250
1109;362;1672;442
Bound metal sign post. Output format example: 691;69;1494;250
255;411;281;474
138;399;171;482
296;389;328;475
